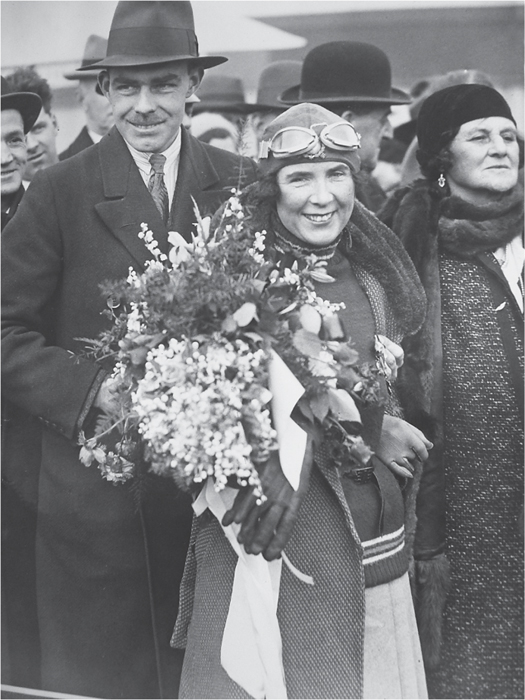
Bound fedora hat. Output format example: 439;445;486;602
247;60;303;113
192;75;249;115
64;35;108;80
1;75;42;133
79;1;227;71
280;41;411;106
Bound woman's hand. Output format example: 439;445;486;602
375;335;405;380
222;435;314;561
376;414;433;479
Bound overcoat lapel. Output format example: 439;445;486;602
170;129;222;242
94;128;169;271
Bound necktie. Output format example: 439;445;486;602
148;153;169;225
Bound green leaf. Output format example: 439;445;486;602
233;302;258;327
328;388;361;424
292;328;323;359
221;316;238;334
309;392;330;423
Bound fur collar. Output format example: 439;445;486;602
439;186;523;258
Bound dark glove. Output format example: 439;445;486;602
222;434;314;561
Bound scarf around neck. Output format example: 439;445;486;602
270;210;344;262
439;184;524;259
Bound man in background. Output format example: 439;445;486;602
248;60;302;148
59;35;114;160
1;74;42;691
1;76;40;228
6;66;59;182
280;41;411;212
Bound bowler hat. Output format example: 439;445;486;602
64;35;108;80
192;75;249;115
247;61;303;113
280;42;411;106
80;1;227;71
1;75;42;133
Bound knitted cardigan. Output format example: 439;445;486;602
379;178;524;671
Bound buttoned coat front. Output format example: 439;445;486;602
1;125;257;699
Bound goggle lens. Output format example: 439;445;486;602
269;128;317;157
321;122;360;150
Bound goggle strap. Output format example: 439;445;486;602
259;141;270;160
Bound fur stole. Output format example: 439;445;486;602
439;186;523;258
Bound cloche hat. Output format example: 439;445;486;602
1;75;42;133
416;83;516;169
280;42;411;106
64;35;108;80
79;1;227;71
257;102;361;177
248;61;303;112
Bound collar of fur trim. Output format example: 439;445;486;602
439;184;523;258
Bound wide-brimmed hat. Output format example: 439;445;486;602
64;35;108;80
280;42;411;106
79;1;227;71
247;61;303;113
1;75;42;133
192;75;249;115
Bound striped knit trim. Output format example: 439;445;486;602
362;525;405;566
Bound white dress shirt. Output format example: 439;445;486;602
124;129;182;210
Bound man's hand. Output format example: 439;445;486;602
376;414;433;479
222;435;314;561
92;375;121;416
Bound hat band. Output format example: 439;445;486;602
108;26;198;59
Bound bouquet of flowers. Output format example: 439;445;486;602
78;191;384;501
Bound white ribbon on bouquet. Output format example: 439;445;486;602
193;350;313;699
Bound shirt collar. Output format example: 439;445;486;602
124;129;182;176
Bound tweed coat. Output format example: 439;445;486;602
58;125;95;161
1;125;257;699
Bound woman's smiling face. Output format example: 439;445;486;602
447;116;519;203
276;161;355;247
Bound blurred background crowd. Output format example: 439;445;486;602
2;0;523;202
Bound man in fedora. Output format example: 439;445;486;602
247;60;302;150
191;74;250;153
59;35;114;160
280;41;411;211
1;75;41;228
6;66;60;183
2;2;256;698
1;77;42;690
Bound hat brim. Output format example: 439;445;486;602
80;54;228;71
1;91;42;133
279;84;412;106
244;103;287;114
64;68;103;80
192;102;253;115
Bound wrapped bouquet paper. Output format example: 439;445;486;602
78;192;384;697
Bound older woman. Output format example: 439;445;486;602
380;84;524;699
172;103;430;699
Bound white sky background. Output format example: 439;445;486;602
2;0;519;66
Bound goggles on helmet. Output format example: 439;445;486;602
259;121;361;160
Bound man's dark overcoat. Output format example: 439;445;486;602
58;125;95;161
1;125;257;699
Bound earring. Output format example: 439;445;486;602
438;173;446;188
